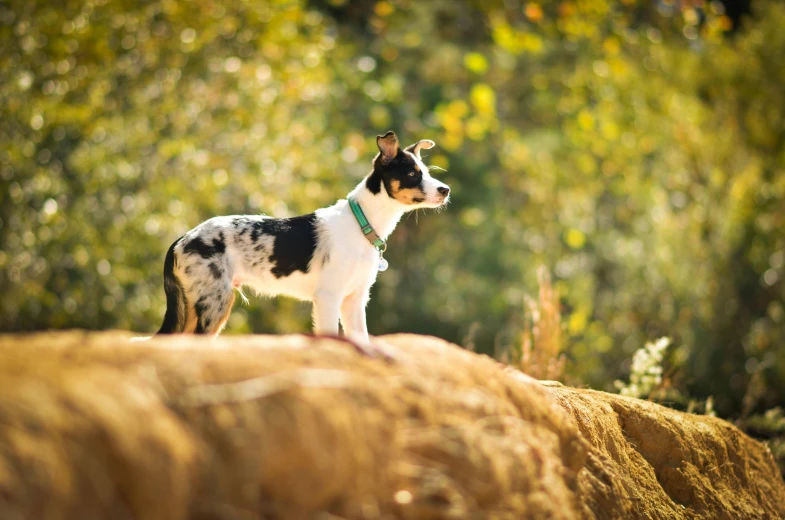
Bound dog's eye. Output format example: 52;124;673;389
408;171;417;177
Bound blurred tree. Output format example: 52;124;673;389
1;0;783;417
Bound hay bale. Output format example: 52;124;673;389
0;332;781;519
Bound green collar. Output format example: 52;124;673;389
348;197;386;252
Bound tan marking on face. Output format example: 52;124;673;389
390;179;401;197
389;179;425;205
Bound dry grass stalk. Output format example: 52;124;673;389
503;267;566;381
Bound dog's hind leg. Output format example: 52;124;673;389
181;300;199;334
158;237;186;334
190;280;235;336
211;291;235;335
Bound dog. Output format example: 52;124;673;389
155;131;450;348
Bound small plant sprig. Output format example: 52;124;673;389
615;337;671;399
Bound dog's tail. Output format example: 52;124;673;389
158;237;186;334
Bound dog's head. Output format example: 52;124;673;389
365;131;450;209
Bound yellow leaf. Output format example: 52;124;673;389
470;83;496;115
374;1;394;17
577;153;596;174
522;33;544;53
603;37;620;56
463;52;489;75
524;3;544;22
578;109;594;130
566;228;586;249
465;117;487;141
430;154;449;170
601;121;620;141
442;132;464;152
568;310;588;335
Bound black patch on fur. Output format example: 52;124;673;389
208;262;222;280
183;234;226;259
194;295;209;334
365;170;382;194
369;149;423;200
246;213;319;278
250;221;265;242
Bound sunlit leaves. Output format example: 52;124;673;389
0;0;346;333
490;14;544;55
1;0;784;418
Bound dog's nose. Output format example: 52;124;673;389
438;186;450;196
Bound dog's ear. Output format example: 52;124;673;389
376;131;400;165
404;139;435;159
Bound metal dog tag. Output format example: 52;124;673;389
378;256;389;272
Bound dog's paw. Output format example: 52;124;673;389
351;338;399;362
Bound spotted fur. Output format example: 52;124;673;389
157;131;450;344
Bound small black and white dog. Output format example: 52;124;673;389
156;131;450;345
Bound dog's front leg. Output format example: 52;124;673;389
340;289;397;360
340;292;369;344
312;290;341;336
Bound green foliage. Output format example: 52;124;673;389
1;0;783;417
739;408;785;477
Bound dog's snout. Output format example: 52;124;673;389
438;186;450;196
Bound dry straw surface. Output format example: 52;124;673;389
0;332;782;520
